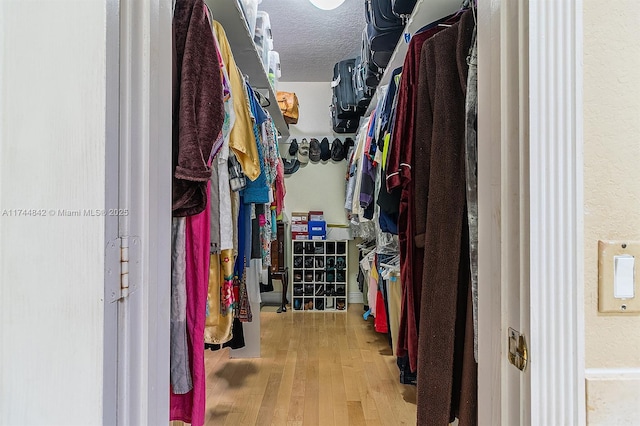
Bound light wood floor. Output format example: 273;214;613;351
202;303;417;426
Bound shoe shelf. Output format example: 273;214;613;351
291;240;348;312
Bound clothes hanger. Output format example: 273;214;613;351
438;0;471;27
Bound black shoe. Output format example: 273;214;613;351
315;299;324;310
294;256;303;268
336;286;345;296
315;286;324;296
326;257;336;270
305;257;314;268
294;242;303;254
294;286;303;296
315;257;324;268
305;242;314;253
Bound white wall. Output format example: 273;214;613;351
583;1;640;423
277;82;363;300
0;2;107;424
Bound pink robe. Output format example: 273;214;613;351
170;180;211;425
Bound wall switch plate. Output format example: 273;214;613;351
598;241;640;314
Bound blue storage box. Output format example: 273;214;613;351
308;220;326;237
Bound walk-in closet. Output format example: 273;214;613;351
170;0;478;424
9;0;624;424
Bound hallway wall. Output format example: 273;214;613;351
0;1;108;424
583;0;640;423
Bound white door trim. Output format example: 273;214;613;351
478;0;585;424
528;0;585;423
107;0;173;423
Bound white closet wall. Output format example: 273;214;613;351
278;81;362;302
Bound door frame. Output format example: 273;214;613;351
477;0;585;424
104;0;173;424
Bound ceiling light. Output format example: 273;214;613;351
309;0;345;10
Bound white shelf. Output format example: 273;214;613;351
206;0;290;139
364;0;460;116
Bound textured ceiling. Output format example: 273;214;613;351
259;0;366;82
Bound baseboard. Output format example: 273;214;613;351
585;368;640;424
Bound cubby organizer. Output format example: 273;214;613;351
291;240;348;312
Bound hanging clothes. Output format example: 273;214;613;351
386;17;455;374
212;20;261;181
170;217;192;395
414;10;477;426
170;181;211;425
172;0;224;217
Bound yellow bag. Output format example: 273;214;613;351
277;91;299;125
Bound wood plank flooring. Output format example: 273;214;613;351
202;303;417;426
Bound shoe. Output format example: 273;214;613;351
336;286;345;296
304;300;314;310
314;243;324;254
315;257;324;268
315;299;324;310
315;285;324;296
294;256;303;268
305;257;314;268
336;256;346;270
336;271;345;282
305;242;314;253
304;284;314;295
315;272;324;282
325;257;335;270
294;242;303;254
325;297;335;309
325;286;335;296
305;272;313;282
294;286;303;296
337;300;346;310
326;271;335;282
294;272;302;282
294;299;302;310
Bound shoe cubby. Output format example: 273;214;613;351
290;239;348;312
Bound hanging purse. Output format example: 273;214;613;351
276;91;299;125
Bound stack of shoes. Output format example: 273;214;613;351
304;300;314;310
337;300;346;310
294;272;303;282
305;272;314;282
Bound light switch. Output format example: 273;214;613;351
614;255;635;299
598;241;640;313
